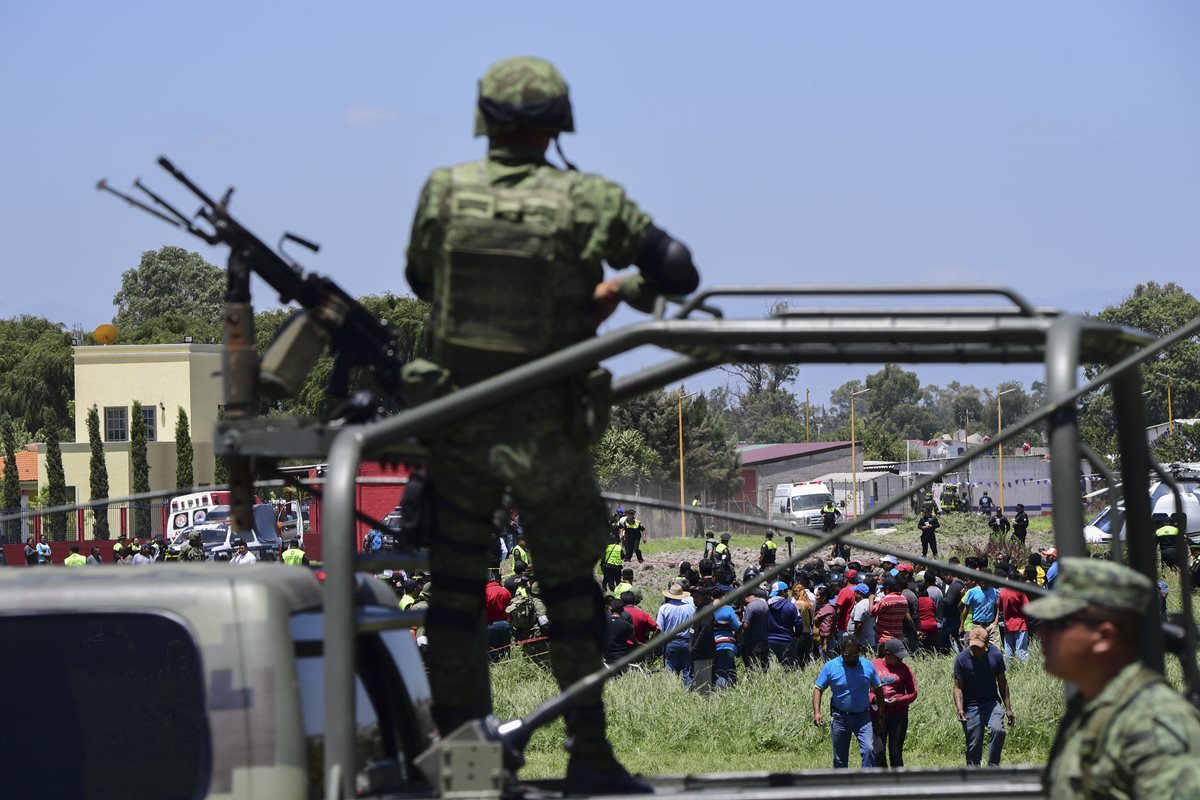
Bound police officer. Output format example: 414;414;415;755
1012;503;1029;546
714;533;733;568
1032;558;1200;797
759;530;777;569
918;506;940;557
620;509;645;564
821;500;841;533
405;56;697;789
511;536;532;568
600;533;623;593
1155;512;1182;570
281;539;308;566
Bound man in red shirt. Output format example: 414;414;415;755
484;575;513;662
620;591;659;647
871;637;918;767
996;567;1030;664
871;577;913;647
834;570;860;633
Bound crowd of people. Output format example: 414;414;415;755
18;531;312;566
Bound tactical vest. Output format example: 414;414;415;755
434;160;596;376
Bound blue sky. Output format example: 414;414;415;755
2;2;1197;409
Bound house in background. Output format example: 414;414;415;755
35;342;221;538
733;441;857;514
0;445;39;540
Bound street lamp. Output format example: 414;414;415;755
850;388;869;518
997;387;1017;512
1154;372;1174;437
678;389;698;538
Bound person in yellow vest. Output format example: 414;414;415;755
691;494;705;538
281;539;309;566
714;533;733;567
600;533;623;592
1155;512;1183;570
399;578;421;611
63;545;86;567
112;535;127;563
759;530;778;569
512;537;532;568
612;567;636;602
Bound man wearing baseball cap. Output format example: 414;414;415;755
813;632;884;769
953;626;1013;766
872;637;918;768
1030;558;1200;797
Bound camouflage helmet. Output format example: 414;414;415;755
187;530;201;542
474;56;574;137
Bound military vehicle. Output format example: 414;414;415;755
4;162;1194;799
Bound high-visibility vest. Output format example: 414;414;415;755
399;594;416;611
762;540;777;552
604;543;623;566
613;581;634;598
281;548;306;566
513;545;531;565
1156;525;1179;542
64;553;86;567
714;543;731;561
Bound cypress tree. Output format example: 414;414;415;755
44;409;68;540
130;400;150;537
175;407;194;490
86;405;111;539
214;405;229;485
1;418;20;544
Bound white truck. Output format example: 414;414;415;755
770;482;835;527
1084;466;1200;544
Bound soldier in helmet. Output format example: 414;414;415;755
179;531;206;562
404;55;698;792
1032;558;1200;797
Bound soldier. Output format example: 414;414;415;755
179;530;206;562
403;55;698;792
1032;558;1200;797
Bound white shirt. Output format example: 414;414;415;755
132;553;154;566
231;551;257;565
850;596;876;648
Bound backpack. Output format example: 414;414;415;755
506;595;540;635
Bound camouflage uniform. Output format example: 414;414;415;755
179;533;206;562
1030;558;1200;799
405;56;692;780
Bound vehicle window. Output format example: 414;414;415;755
291;613;402;799
202;529;228;545
1089;508;1111;534
792;493;832;512
0;613;209;800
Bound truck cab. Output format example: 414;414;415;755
771;482;834;527
0;566;434;799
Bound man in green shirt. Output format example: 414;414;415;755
404;55;697;792
1031;558;1200;798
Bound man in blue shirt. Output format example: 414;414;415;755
655;582;694;683
813;633;885;768
766;580;799;667
1041;548;1059;589
961;575;1000;647
953;626;1014;766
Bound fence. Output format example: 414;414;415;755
0;500;170;545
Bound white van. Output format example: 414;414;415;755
167;490;266;543
1083;471;1200;544
771;482;835;527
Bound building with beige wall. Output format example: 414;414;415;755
37;343;221;538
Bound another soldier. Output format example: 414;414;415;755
1033;558;1200;797
179;531;206;562
403;55;698;791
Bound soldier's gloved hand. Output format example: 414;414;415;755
592;278;624;325
416;635;429;648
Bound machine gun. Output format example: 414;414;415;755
99;157;410;534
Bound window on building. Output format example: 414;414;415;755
141;406;158;442
104;406;128;442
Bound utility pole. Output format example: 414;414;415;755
805;388;811;443
850;388;869;518
998;387;1017;512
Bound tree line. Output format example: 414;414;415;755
2;246;1196;537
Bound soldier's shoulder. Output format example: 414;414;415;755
1110;680;1200;757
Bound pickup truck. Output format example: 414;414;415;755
0;565;433;800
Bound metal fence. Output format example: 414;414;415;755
1;500;170;544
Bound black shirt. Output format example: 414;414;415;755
603;615;635;663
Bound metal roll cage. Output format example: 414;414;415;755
317;285;1200;798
